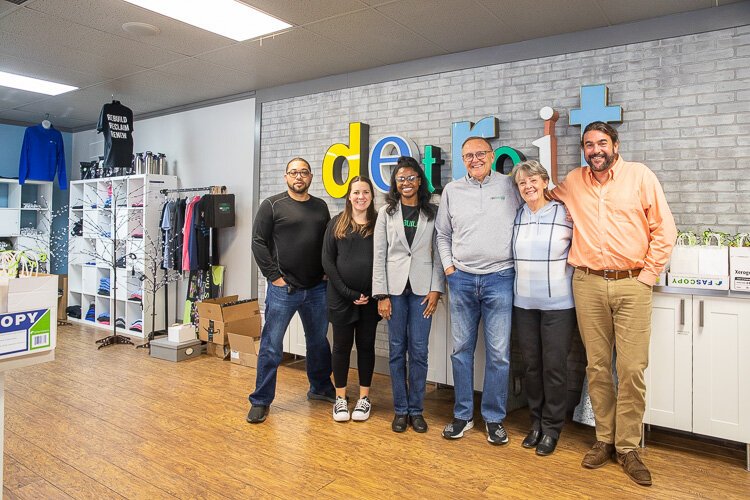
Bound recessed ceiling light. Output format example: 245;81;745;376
0;71;77;96
121;0;291;41
122;22;161;36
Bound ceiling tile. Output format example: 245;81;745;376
15;88;118;124
305;9;446;64
0;107;88;129
0;2;18;16
240;0;366;26
595;0;723;25
28;0;238;57
476;0;609;40
376;0;519;53
155;59;256;95
0;30;148;79
0;7;184;68
0;86;46;112
0;53;101;88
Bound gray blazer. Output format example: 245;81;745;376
372;203;446;297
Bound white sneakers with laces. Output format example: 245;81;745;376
351;396;371;421
332;396;350;422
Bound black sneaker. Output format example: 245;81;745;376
442;418;473;439
307;389;336;403
486;422;509;445
246;405;269;424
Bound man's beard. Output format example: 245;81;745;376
288;181;309;194
586;152;617;172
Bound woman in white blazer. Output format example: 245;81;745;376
372;156;445;434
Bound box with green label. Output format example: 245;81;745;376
0;275;58;360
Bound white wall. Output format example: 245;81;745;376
72;98;256;316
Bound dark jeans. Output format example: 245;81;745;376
331;315;378;388
513;306;576;439
249;281;334;406
388;290;432;416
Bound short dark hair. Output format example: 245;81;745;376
286;157;310;172
461;136;493;151
581;122;619;147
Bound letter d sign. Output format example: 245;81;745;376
323;122;369;198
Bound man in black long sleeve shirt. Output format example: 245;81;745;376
247;157;336;424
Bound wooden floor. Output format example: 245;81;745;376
2;324;748;499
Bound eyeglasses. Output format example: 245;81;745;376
462;151;492;162
286;169;311;178
396;175;418;183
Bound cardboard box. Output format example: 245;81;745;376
197;296;260;345
150;337;204;362
667;273;729;291
228;332;262;368
0;275;58;361
57;274;68;323
730;246;750;291
206;342;230;360
168;323;196;343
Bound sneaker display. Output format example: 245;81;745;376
332;396;350;422
351;396;371;422
442;418;473;439
486;422;509;445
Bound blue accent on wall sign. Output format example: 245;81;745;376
451;117;498;179
369;135;416;193
569;84;622;165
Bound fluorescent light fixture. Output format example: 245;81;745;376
122;0;291;41
0;71;78;96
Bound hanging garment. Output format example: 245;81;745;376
172;198;186;271
160;200;175;269
181;196;200;271
19;124;68;189
203;194;235;228
97;100;134;169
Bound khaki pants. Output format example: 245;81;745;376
572;268;652;452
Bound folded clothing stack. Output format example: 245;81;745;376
128;292;142;302
115;317;126;329
66;305;82;319
98;277;111;296
85;304;95;322
97;313;110;325
129;319;143;332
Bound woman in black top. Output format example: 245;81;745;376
322;176;380;422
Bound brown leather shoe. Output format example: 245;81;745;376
617;450;652;486
581;441;615;469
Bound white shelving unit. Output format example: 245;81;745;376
0;179;53;258
67;174;177;339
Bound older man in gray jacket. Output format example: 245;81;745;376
436;136;523;444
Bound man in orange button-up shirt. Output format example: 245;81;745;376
551;121;677;487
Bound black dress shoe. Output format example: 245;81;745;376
536;434;558;456
410;414;428;433
392;414;408;433
522;429;542;448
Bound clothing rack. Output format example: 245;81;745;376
160;185;226;195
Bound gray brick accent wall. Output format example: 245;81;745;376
257;26;750;404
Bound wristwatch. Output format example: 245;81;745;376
373;294;389;301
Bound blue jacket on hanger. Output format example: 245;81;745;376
19;124;68;189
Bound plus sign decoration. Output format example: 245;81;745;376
569;84;622;165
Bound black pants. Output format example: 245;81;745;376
513;306;576;439
331;316;378;389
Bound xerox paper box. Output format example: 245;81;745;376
730;247;750;291
228;331;261;368
667;273;729;291
197;297;260;345
0;275;57;360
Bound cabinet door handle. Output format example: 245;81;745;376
699;300;704;328
679;298;685;326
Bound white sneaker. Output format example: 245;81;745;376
351;396;371;421
332;396;350;422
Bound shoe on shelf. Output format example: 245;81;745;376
392;414;409;433
246;405;269;424
535;434;558;456
410;414;428;433
617;450;652;486
351;396;371;422
486;422;509;445
442;418;473;439
307;388;336;403
581;441;615;469
332;396;350;422
522;429;542;448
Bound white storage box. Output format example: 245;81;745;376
168;323;196;343
667;273;729;291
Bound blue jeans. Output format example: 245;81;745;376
447;268;514;423
388;290;432;416
249;281;334;406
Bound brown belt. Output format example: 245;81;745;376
576;267;642;280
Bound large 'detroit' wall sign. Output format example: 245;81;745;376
322;84;622;198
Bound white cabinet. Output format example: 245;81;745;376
0;180;53;259
647;291;750;457
693;297;750;443
645;293;692;432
